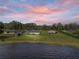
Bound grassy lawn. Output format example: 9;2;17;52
0;31;79;48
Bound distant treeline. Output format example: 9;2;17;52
0;21;79;32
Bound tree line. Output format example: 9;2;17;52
0;21;79;33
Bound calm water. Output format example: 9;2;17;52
0;43;79;59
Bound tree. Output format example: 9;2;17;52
41;25;51;30
24;23;37;30
64;24;70;30
9;21;23;30
70;23;79;30
57;23;63;30
51;24;57;30
0;22;4;34
65;23;79;30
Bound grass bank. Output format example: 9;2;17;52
0;31;79;48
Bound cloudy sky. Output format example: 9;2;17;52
0;0;79;25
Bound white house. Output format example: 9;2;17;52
3;30;16;34
24;30;40;35
48;30;58;34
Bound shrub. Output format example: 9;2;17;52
0;29;4;34
73;30;79;35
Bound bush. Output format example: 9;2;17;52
0;29;4;34
61;30;79;39
73;30;79;35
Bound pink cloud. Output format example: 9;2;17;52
34;16;61;25
0;8;6;13
61;0;79;6
30;7;67;14
14;4;67;15
53;0;79;10
0;7;9;14
4;12;34;19
2;5;69;25
17;4;33;9
35;19;61;25
74;15;79;20
10;4;68;15
3;12;63;25
0;6;15;14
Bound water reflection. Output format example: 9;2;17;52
0;43;79;59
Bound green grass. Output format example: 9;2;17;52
0;31;79;48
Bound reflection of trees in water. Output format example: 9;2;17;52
0;44;79;59
5;43;17;59
0;44;17;59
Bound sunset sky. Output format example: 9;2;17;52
0;0;79;25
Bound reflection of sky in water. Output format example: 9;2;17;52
0;43;79;59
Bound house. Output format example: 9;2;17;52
4;30;23;36
24;30;40;35
68;30;75;33
48;30;58;34
4;30;16;34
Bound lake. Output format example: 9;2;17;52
0;43;79;59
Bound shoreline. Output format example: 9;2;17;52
0;41;79;48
